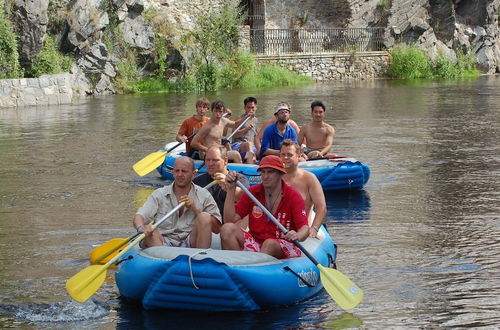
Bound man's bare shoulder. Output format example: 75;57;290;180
299;168;321;185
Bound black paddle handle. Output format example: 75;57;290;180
236;180;320;265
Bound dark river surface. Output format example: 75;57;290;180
0;76;499;329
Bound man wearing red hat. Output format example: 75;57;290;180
220;155;309;259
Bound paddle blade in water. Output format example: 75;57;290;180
318;265;363;310
66;265;107;303
132;151;167;176
90;238;127;265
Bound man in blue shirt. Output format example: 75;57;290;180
259;102;298;159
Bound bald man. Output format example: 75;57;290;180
133;156;221;249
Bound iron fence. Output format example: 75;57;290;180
250;28;386;55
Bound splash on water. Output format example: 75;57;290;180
0;299;109;322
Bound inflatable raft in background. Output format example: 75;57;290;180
115;227;336;311
156;142;370;191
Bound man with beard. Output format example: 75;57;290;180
259;102;298;160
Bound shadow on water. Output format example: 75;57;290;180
114;292;360;330
325;190;371;223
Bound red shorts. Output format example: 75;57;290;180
242;230;302;259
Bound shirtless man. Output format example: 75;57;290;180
257;101;300;144
298;100;335;159
191;100;251;163
280;139;326;238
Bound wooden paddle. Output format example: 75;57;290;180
89;179;217;265
236;180;363;310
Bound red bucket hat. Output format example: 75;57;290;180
258;155;286;174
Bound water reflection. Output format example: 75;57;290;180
325;190;371;223
115;294;335;330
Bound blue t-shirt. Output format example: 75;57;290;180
259;123;298;159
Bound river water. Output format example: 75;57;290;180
0;76;499;329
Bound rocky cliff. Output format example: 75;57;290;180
4;0;499;95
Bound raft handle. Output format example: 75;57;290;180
115;255;133;266
283;266;315;287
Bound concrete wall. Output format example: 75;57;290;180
0;73;75;108
255;51;390;80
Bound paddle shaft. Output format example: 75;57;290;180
92;180;218;263
235;180;319;265
222;114;253;144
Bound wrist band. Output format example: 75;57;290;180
135;224;144;232
312;226;320;232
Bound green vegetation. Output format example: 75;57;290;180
377;0;392;11
0;0;22;78
387;44;480;79
27;36;72;77
133;1;312;93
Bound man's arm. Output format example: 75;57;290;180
223;171;243;223
306;172;326;238
260;126;277;157
298;124;307;146
257;118;273;142
289;120;300;135
176;120;189;143
190;125;209;152
227;114;251;129
319;126;335;156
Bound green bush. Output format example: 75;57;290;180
0;3;22;78
387;44;432;79
388;44;481;79
28;35;72;77
432;54;460;78
115;52;139;93
241;64;313;88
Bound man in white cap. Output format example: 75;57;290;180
259;102;298;160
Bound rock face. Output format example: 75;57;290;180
10;0;50;69
264;0;500;73
3;0;499;98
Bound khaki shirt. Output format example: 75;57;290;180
136;182;221;246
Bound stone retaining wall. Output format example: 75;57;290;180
0;73;75;108
255;51;390;80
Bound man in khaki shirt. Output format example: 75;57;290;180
133;156;221;248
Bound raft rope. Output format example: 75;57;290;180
188;249;211;289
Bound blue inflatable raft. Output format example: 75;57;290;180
156;142;370;191
115;228;337;311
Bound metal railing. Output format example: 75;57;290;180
250;28;386;55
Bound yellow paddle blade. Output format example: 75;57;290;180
132;151;167;176
318;265;363;310
66;265;107;303
90;238;128;265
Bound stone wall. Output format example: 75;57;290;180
0;73;75;108
255;51;390;80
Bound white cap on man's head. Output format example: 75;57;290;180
274;102;290;114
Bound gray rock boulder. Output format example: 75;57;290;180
10;0;49;68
